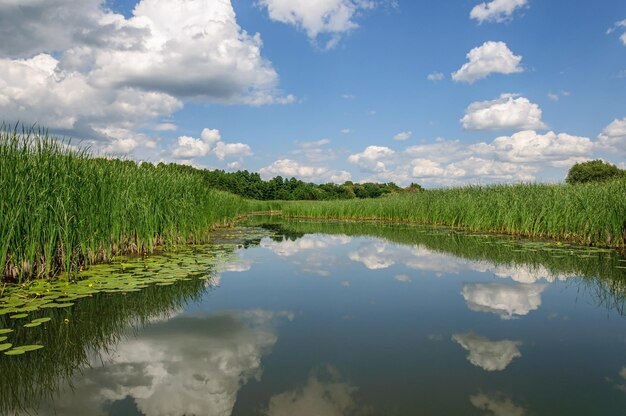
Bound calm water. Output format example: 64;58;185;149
1;220;625;415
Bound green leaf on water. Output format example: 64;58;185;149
14;344;44;352
4;349;26;355
0;329;13;334
0;336;7;342
31;317;51;324
23;322;42;328
9;313;29;319
0;343;12;351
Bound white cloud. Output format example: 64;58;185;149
291;139;337;162
341;93;356;99
340;128;352;134
470;393;526;416
257;0;376;49
259;159;351;183
427;72;444;81
214;142;253;160
470;0;528;24
0;0;289;153
393;131;412;141
354;127;597;186
171;128;252;161
607;19;626;45
485;130;594;163
598;117;626;154
452;41;523;84
452;333;522;371
461;94;546;131
154;122;177;131
0;53;182;142
347;145;395;172
462;282;546;319
410;158;466;178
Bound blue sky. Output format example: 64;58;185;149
1;0;625;186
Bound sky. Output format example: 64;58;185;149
0;0;625;187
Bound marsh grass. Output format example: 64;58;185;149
0;126;271;281
280;182;626;248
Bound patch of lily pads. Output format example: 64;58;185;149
0;227;273;357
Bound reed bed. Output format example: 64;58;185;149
0;127;271;281
280;182;626;248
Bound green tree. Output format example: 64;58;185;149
565;160;625;184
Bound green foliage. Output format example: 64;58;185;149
280;181;626;248
565;159;625;184
162;164;406;200
0;126;274;281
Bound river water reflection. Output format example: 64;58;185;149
2;220;625;415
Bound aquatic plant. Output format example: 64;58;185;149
0;126;273;281
279;181;626;248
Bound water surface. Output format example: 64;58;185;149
1;220;625;415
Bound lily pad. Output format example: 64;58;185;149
0;329;14;335
0;343;12;351
14;344;44;352
4;349;26;355
31;317;52;324
9;313;29;319
23;322;42;328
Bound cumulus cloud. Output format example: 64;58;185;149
486;130;594;164
356;127;597;186
257;0;377;49
607;19;626;46
259;159;351;183
470;393;526;416
0;0;290;153
462;282;546;319
393;131;412;141
347;145;395;173
452;333;522;371
461;94;546;131
470;0;528;24
452;41;523;84
171;128;252;161
598;117;626;154
427;72;444;81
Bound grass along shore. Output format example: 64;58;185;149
0;127;273;281
280;181;626;249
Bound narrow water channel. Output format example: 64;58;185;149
1;220;625;415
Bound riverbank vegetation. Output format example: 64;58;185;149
280;181;626;248
0;127;274;281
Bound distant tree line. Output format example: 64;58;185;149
566;160;625;184
157;163;423;200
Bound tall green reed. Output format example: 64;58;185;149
0;126;270;281
280;182;626;248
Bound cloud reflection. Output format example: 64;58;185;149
264;364;372;416
452;333;522;371
27;309;291;416
462;282;546;319
470;393;526;416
